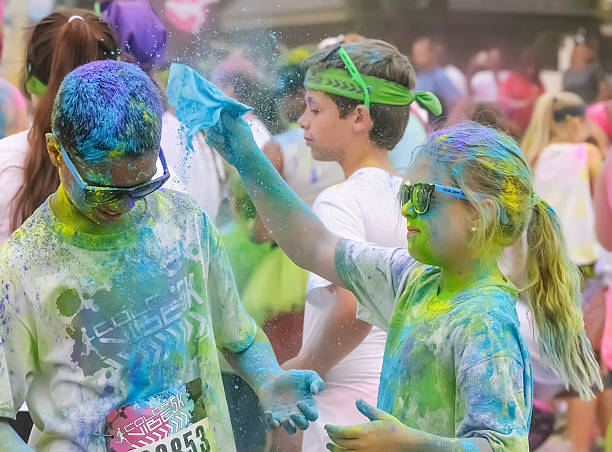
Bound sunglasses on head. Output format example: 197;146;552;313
400;182;468;215
58;141;170;205
318;44;371;108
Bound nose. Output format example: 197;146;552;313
401;201;416;219
297;111;307;129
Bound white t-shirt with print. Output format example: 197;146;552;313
0;190;257;451
301;167;407;452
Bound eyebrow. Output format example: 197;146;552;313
305;96;319;107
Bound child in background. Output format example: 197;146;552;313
276;40;439;452
206;88;602;452
0;0;28;140
263;59;344;207
0;11;119;242
0;60;323;451
595;148;612;452
100;0;224;220
497;47;543;136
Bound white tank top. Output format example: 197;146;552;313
533;142;600;265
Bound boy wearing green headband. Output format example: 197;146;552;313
271;39;440;451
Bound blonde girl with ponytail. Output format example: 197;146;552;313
205;99;603;450
522;92;608;452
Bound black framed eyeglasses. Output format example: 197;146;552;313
400;182;468;215
59;141;170;205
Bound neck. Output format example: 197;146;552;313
339;142;395;178
438;251;504;296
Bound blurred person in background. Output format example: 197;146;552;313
412;36;466;126
99;0;166;73
590;105;612;452
210;49;280;452
468;47;508;104
522;91;610;452
0;78;28;139
432;37;468;96
469;102;511;135
387;102;428;175
101;0;225;219
563;39;609;105
211;50;272;149
0;0;28;139
497;47;544;137
588;100;612;150
263;52;344;207
0;11;118;243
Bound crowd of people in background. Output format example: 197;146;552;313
1;1;612;452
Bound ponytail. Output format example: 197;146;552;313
524;197;602;399
521;91;585;166
521;94;556;166
10;11;118;233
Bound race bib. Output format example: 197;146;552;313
105;378;217;452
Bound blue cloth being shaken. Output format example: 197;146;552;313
166;63;252;148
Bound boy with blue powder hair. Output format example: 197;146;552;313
0;60;323;451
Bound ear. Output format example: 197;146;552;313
351;104;374;135
46;133;62;169
469;198;494;229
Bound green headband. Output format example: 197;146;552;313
26;75;47;97
305;68;442;116
305;47;442;117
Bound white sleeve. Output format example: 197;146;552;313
335;239;417;331
0;166;22;243
308;187;365;292
0;252;35;419
205;216;258;352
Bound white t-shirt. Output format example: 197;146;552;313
533;142;600;265
273;126;344;207
445;64;468;96
470;70;509;103
161;112;225;221
0;130;29;243
0;190;257;451
0;128;185;243
244;113;272;150
301;167;407;452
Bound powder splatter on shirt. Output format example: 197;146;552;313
335;239;532;452
0;189;256;451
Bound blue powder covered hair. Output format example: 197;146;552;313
51;60;162;162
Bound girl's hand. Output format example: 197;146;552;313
206;112;260;168
325;399;421;451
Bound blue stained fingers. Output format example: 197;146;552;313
264;411;281;429
281;417;297;434
290;413;309;430
297;400;318;421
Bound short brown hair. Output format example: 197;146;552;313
304;39;416;150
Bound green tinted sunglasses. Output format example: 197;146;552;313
400;182;468;214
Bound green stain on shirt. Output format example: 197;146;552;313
56;288;82;317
